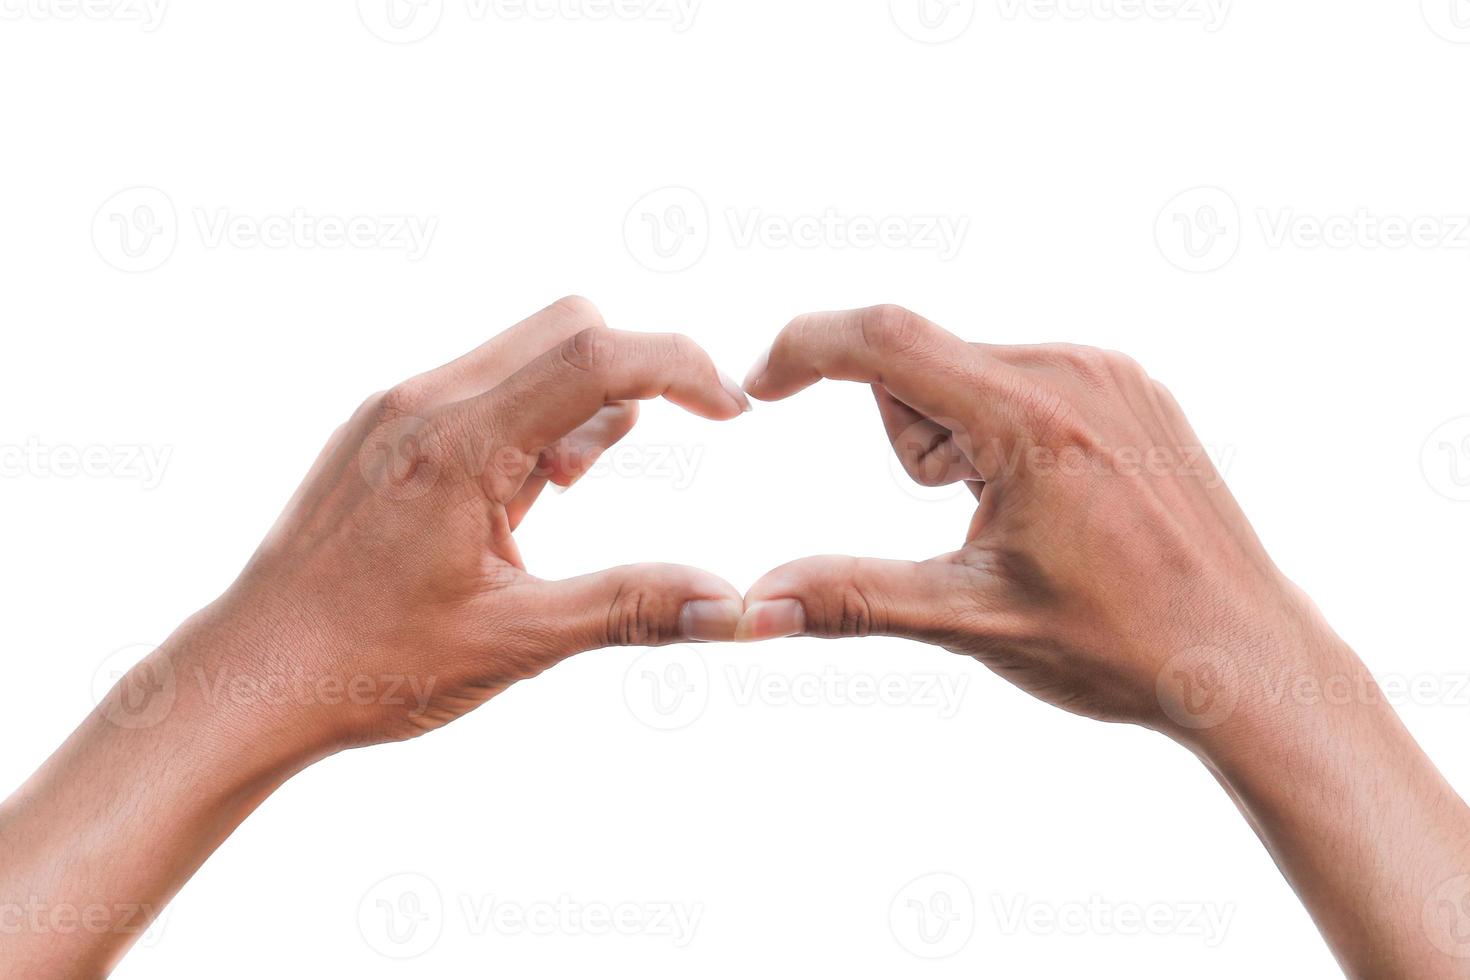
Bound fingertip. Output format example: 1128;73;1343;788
741;346;771;394
734;598;806;643
679;598;743;642
718;371;754;414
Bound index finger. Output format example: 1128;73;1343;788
743;306;1041;474
438;327;749;495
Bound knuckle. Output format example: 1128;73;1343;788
861;304;927;355
1050;344;1145;391
1101;348;1146;381
550;294;604;326
1151;378;1183;415
1015;384;1095;448
814;560;884;638
779;313;813;351
1055;343;1110;380
559;325;616;375
375;383;426;421
831;588;876;638
604;569;676;647
412;415;458;464
666;331;699;363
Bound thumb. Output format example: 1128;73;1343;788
530;563;744;654
738;555;979;643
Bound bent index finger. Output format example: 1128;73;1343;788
445;326;749;458
745;306;1037;467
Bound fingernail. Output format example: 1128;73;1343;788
735;599;805;642
742;347;771;393
717;371;753;413
679;599;743;642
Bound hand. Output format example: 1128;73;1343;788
161;296;750;753
736;305;1470;977
736;304;1312;738
0;296;755;977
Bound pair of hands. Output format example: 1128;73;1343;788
47;296;1470;978
155;295;1314;757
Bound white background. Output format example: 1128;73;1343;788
3;1;1470;976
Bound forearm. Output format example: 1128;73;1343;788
1193;631;1470;977
0;617;316;978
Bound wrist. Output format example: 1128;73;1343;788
130;603;350;780
1163;610;1442;831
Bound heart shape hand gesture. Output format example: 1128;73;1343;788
149;296;1316;757
34;297;1467;980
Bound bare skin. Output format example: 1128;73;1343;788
736;305;1470;979
2;298;1467;977
0;297;750;977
